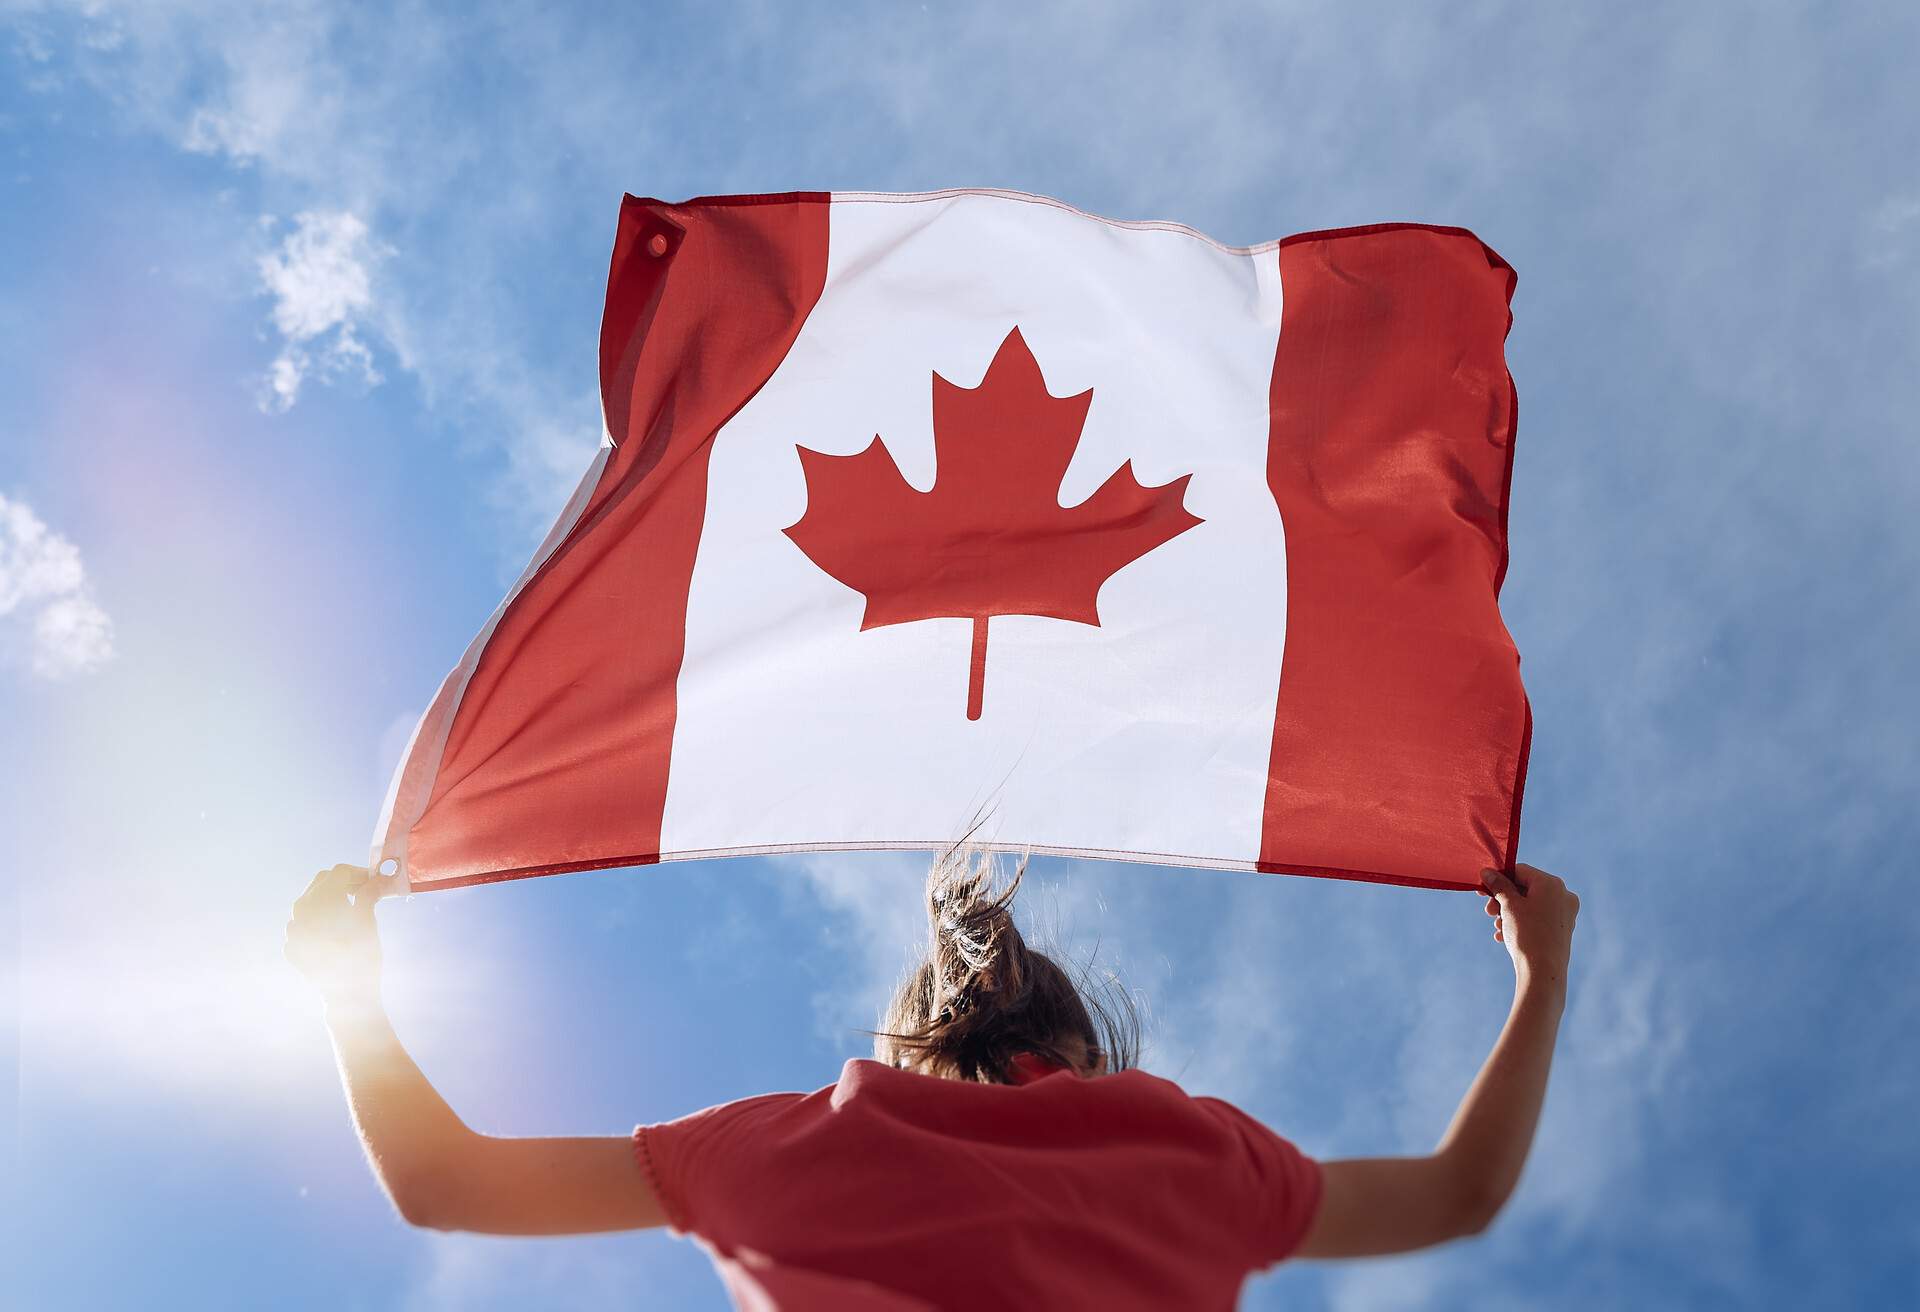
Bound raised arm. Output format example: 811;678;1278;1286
1293;862;1579;1259
285;865;667;1235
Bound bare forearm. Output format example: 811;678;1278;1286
287;866;673;1238
1432;970;1566;1223
323;985;475;1220
1296;866;1579;1259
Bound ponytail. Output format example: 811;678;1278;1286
867;841;1141;1085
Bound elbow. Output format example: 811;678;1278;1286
390;1178;458;1232
1452;1183;1510;1239
1429;1150;1512;1241
393;1193;442;1231
1455;1205;1497;1239
385;1129;491;1232
400;1205;445;1232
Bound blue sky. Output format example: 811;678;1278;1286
3;2;1917;1308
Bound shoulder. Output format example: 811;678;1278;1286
1182;1092;1323;1267
634;1086;822;1236
1186;1092;1307;1160
646;1087;813;1126
636;1079;829;1174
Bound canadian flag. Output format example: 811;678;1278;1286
373;190;1529;895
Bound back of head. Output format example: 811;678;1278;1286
870;843;1141;1084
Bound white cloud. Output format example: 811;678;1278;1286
255;209;391;411
1315;930;1704;1310
18;0;620;556
31;592;114;676
779;850;936;1050
480;400;606;577
0;491;113;679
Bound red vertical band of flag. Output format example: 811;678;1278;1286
1260;225;1529;892
396;195;831;888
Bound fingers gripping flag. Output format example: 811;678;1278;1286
373;190;1529;894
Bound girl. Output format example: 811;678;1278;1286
287;848;1578;1309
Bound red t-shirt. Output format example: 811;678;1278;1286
632;1053;1321;1310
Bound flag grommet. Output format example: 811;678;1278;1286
646;232;670;257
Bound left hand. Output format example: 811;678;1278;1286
1480;863;1578;989
284;863;400;1001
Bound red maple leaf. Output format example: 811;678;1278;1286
783;326;1203;720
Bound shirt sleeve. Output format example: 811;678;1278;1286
633;1092;805;1238
1190;1095;1324;1270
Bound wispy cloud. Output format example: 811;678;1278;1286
20;1;616;554
779;849;935;1051
0;491;113;679
255;209;391;411
1314;928;1708;1310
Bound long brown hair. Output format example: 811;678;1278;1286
865;841;1142;1085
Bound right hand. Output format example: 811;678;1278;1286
1480;863;1578;986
